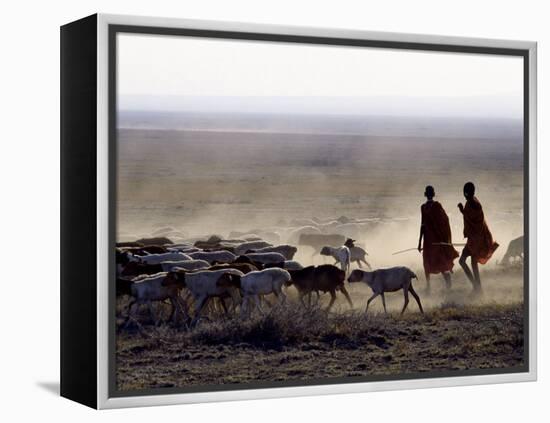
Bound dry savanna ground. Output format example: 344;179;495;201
116;266;525;391
115;116;525;392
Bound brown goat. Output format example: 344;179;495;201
288;264;353;311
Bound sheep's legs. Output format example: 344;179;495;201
326;290;337;311
169;296;189;324
175;296;190;324
191;296;208;326
273;290;286;306
340;286;354;309
365;293;379;314
261;295;273;308
252;295;265;314
218;297;229;315
240;297;249;318
401;288;410;314
299;292;308;308
361;259;372;270
380;293;387;314
409;285;424;314
123;300;137;328
229;291;241;314
147;300;159;326
168;297;178;323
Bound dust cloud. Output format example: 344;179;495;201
116;112;524;309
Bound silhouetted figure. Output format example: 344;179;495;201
417;185;459;292
457;182;499;292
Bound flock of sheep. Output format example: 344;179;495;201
115;214;523;329
116;216;427;328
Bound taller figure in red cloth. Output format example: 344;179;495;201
417;186;459;292
458;182;499;292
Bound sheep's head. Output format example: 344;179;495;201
320;246;331;256
286;269;300;286
288;246;298;256
162;271;186;288
126;252;140;263
217;272;241;289
344;238;356;248
347;269;366;284
116;278;133;297
284;272;292;285
287;266;315;286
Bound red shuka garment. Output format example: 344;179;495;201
421;201;459;274
462;197;499;264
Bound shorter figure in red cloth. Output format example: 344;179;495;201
458;182;499;292
417;185;459;292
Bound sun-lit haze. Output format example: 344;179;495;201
115;32;524;277
114;31;526;389
117;33;523;118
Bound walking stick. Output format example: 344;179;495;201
392;242;466;255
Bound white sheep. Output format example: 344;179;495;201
347;267;423;314
217;268;291;316
349;246;371;269
500;235;524;265
244;252;287;264
166;244;199;253
188;250;237;264
136;252;191;265
163;269;245;324
320;246;351;273
282;260;304;271
123;272;185;326
160;259;210;272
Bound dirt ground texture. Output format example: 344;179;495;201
116;266;525;391
114;119;525;392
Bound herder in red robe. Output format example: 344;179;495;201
458;182;499;292
417;185;459;291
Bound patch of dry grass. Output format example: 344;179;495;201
116;301;525;391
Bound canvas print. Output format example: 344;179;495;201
114;32;526;393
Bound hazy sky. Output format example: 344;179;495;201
117;33;523;118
